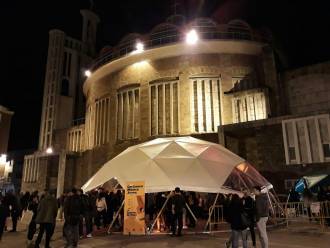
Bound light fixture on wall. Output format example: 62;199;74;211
84;70;91;77
46;147;53;154
186;29;199;45
136;42;144;53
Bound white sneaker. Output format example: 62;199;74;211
86;234;93;238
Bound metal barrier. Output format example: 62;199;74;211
207;201;330;233
208;205;225;232
272;201;330;228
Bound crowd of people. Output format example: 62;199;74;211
0;187;124;247
0;185;271;248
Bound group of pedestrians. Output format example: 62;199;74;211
1;186;271;248
225;186;270;248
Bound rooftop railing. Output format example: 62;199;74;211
88;30;269;72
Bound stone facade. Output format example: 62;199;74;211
21;12;330;195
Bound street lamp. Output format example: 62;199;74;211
186;29;199;45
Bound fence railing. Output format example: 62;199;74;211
89;30;269;72
208;201;330;232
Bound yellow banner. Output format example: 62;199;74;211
123;181;145;235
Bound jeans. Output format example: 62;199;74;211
171;212;183;235
232;229;248;248
257;217;268;248
249;223;256;246
64;223;79;248
35;223;54;248
79;213;93;235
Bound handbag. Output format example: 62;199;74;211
20;209;33;226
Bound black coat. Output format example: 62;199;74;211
227;199;247;231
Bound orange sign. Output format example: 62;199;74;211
123;181;145;235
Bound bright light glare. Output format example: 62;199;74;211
136;42;144;52
85;70;91;77
186;29;199;45
46;147;53;154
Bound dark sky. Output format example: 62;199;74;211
1;0;330;151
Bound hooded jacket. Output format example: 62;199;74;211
35;194;58;224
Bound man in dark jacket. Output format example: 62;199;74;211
243;191;256;247
64;188;83;248
27;192;39;245
34;189;58;248
227;194;248;248
78;189;93;238
171;187;185;236
253;186;270;248
0;194;9;241
4;191;21;232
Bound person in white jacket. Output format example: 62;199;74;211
95;194;107;229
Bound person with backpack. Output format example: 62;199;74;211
63;188;83;248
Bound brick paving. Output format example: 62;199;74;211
1;221;330;248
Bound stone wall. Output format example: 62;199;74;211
223;121;330;193
283;61;330;115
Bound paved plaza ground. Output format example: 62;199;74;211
1;222;330;248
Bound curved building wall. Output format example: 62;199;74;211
86;53;259;142
74;50;269;187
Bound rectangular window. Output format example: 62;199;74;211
192;78;221;133
117;87;140;140
288;147;296;161
158;84;163;134
201;80;206;132
193;81;198;132
151;85;157;136
150;81;179;136
62;52;67;76
323;144;330;158
67;53;72;77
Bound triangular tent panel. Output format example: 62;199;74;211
82;136;270;193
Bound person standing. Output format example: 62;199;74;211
78;189;93;238
243;191;256;248
0;194;9;241
227;194;248;248
34;189;58;248
63;188;83;248
4;191;20;232
95;192;107;229
27;192;39;245
171;187;185;236
253;186;270;248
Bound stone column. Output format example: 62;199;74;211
56;150;67;198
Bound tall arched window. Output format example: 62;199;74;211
150;79;179;136
191;77;222;133
117;85;140;140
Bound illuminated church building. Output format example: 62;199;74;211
21;9;330;195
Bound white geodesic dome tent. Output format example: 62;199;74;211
82;136;271;193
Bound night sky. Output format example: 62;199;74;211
1;0;330;151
